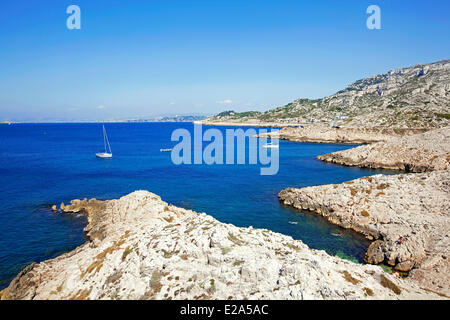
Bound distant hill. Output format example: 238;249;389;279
153;115;208;122
208;60;450;128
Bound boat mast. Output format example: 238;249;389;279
104;125;112;154
103;125;107;153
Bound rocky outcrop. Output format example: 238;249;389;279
257;126;428;144
1;191;443;300
278;170;450;296
60;198;106;215
317;127;450;171
1;263;39;300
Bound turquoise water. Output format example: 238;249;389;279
0;123;386;289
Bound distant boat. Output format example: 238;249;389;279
160;148;173;152
96;125;112;158
263;143;279;149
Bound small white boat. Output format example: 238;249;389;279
96;125;112;158
96;152;112;158
160;148;173;152
263;143;279;149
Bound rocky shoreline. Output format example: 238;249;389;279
257;125;429;144
0;191;444;300
279;170;450;296
201;121;430;145
317;127;450;172
277;126;450;296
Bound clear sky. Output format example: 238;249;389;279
0;0;449;121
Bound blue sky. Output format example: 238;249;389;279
0;0;449;121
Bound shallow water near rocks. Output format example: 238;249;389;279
0;123;391;289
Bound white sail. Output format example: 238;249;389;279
96;125;113;158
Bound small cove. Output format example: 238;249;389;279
0;122;392;288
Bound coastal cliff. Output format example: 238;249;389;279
317;126;450;171
1;191;443;300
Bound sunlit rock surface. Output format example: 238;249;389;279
1;191;444;300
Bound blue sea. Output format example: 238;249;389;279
0;123;388;289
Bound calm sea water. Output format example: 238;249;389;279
0;123;388;288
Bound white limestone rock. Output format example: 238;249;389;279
1;191;445;300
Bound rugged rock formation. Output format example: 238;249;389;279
278;170;450;296
257;126;428;144
1;191;443;300
208;60;450;129
60;198;106;215
317;126;450;172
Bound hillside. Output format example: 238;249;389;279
208;60;450;128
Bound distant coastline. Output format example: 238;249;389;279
0;120;204;124
0;115;210;124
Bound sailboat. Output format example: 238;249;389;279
96;125;113;158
